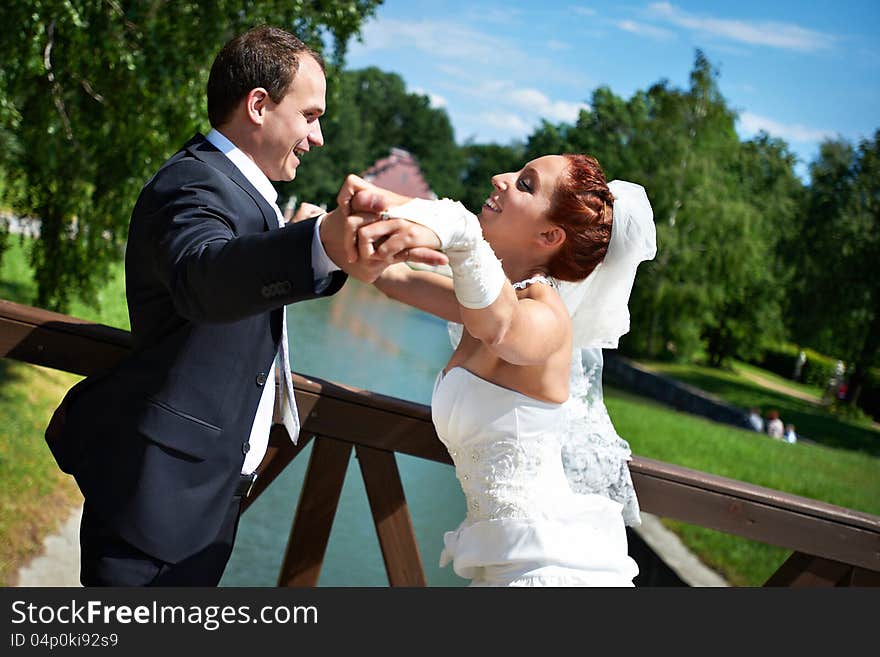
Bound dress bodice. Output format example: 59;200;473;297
432;367;576;523
431;365;638;586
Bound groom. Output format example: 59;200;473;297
49;25;441;586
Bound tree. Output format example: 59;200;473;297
789;132;880;404
525;52;801;366
277;66;463;208
0;0;381;311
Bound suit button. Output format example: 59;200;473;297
256;372;267;386
242;442;250;454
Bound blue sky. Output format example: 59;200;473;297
345;0;880;179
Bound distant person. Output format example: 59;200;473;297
784;424;798;444
792;350;806;381
747;407;764;432
766;410;784;440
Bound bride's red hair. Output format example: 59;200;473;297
546;154;614;282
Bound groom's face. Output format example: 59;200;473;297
256;54;326;181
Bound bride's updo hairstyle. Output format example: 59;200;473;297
545;154;614;282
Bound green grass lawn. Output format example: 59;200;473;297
732;360;826;399
606;385;880;586
0;359;81;585
639;359;880;457
0;236;124;583
1;236;129;329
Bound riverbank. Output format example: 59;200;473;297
0;360;82;586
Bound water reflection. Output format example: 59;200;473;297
221;280;466;586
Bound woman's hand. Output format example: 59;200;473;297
336;174;415;214
357;218;442;262
288;201;325;223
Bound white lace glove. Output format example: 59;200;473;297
381;198;505;309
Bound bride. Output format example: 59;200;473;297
343;153;656;586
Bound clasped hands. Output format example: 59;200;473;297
318;175;447;282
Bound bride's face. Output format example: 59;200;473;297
479;155;568;256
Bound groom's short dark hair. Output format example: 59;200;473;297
207;25;324;128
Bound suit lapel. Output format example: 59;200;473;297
184;133;278;232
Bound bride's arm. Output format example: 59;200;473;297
373;264;461;323
460;285;570;365
351;179;569;365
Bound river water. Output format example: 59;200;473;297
220;279;467;586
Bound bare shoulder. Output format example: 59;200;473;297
517;281;568;316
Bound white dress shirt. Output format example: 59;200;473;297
204;129;340;474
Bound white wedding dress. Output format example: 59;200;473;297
392;179;655;586
432;363;639;587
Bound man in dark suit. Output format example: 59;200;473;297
51;26;442;586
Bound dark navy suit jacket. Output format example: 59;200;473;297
55;133;345;563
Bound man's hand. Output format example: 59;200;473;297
320;206;447;283
357;218;441;261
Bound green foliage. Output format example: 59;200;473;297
752;343;840;389
279;66;463;207
799;348;840;389
859;368;880;421
644;359;880;454
752;343;803;380
787;131;880;407
606;384;880;586
458;142;525;213
0;0;381;312
526;52;803;365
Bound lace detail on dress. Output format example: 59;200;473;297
561;348;641;526
446;426;571;523
512;275;556;290
445;323;641;527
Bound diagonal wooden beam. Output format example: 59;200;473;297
356;445;426;587
277;437;352;587
764;551;855;587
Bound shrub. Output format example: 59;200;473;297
800;348;841;389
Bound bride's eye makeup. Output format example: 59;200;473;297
517;176;533;192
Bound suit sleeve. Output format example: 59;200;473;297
142;159;346;323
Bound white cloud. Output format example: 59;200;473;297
349;16;593;143
350;18;522;65
615;19;675;40
463;6;523;25
480;111;532;134
738;111;835;143
648;2;835;52
571;6;597;16
475;80;589;123
350;16;591;88
547;39;570;51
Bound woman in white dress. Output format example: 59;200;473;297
344;153;656;586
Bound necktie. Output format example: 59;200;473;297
274;210;300;444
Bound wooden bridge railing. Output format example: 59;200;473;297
2;298;879;587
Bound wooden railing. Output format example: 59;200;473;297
2;298;879;587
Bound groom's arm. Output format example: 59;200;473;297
143;159;346;323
